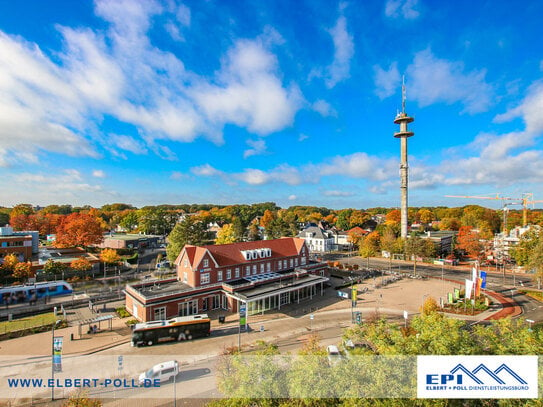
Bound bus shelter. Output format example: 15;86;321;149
78;314;114;337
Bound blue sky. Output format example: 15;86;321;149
1;0;543;210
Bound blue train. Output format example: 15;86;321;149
0;281;73;305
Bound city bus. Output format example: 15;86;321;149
131;314;211;347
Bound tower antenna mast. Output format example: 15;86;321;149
402;75;406;114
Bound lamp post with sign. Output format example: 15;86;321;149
51;319;62;401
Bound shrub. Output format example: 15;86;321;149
116;307;130;318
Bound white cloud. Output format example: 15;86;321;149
110;134;148;155
92;170;106;178
170;171;186;180
494;81;543;135
373;62;401;99
324;15;354;88
8;169;105;204
298;134;309;142
407;49;493;114
288;194;297;200
191;39;303;137
312;99;337;117
323;190;354;197
191;164;224;177
236;165;307;186
385;0;420;20
243;139;268;158
319;152;396;181
0;1;304;166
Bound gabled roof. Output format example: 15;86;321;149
297;226;333;240
176;237;307;268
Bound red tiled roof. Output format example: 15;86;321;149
177;237;306;268
347;226;368;235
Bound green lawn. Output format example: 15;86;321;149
0;312;57;334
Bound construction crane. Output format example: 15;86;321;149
445;194;521;232
521;193;543;227
446;193;542;228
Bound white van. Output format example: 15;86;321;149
139;360;179;385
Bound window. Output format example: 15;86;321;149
295;258;298;267
154;307;166;320
301;256;306;265
184;259;188;268
235;268;240;278
252;265;257;275
183;272;187;283
200;273;210;285
277;260;282;270
245;266;250;276
267;262;271;272
217;270;223;281
283;260;287;269
289;259;293;267
260;263;265;273
203;259;209;268
226;269;231;280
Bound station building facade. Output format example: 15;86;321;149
125;237;328;322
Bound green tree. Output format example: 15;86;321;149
439;217;461;231
404;235;436;274
336;209;353;230
510;228;540;266
119;211;139;231
247;221;262;241
9;203;34;219
166;217;209;262
43;259;67;275
527;235;543;289
0;211;9;226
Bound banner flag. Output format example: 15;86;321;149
465;279;473;299
480;271;487;289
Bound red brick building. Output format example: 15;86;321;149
0;226;34;263
125;237;328;322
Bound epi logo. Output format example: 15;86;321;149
426;363;527;386
417;355;538;399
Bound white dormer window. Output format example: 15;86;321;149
203;259;209;268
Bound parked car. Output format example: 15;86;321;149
138;360;179;385
326;345;342;366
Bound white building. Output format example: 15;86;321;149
297;225;335;253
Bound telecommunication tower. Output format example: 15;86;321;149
394;77;415;239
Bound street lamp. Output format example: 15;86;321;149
526;319;535;331
51;319;62;401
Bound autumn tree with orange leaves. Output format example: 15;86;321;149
456;226;484;259
55;213;104;247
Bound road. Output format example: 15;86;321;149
333;255;543;322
